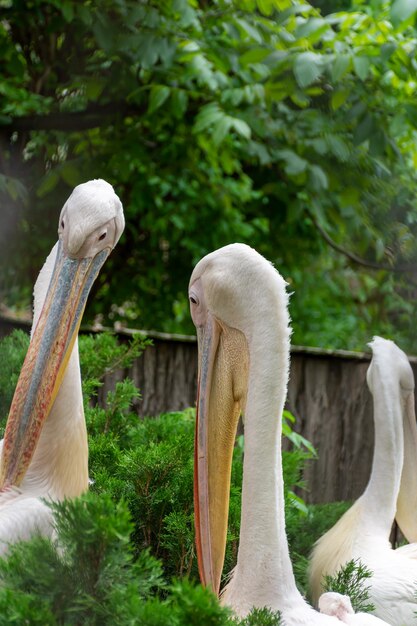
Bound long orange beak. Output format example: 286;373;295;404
194;314;249;596
0;241;109;489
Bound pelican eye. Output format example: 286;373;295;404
189;295;198;305
61;220;65;229
98;232;107;241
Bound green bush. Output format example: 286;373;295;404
0;329;29;426
286;501;351;594
0;492;282;625
323;559;375;614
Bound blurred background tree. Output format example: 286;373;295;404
1;0;417;351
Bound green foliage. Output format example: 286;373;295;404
0;492;281;625
287;501;351;560
323;559;376;614
88;397;316;586
286;501;351;593
234;607;281;626
0;329;29;426
2;1;417;351
0;493;164;625
79;332;151;399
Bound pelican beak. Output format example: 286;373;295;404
0;240;109;489
395;390;417;542
194;313;249;596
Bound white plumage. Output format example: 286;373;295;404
309;337;417;625
190;244;389;625
0;179;124;554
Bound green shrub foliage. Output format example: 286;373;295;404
0;329;29;426
323;559;375;614
0;492;281;625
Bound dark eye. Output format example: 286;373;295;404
61;220;65;229
98;232;107;241
189;296;198;305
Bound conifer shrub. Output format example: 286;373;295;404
0;493;280;625
323;559;375;614
0;329;29;425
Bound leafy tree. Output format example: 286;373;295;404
1;1;417;350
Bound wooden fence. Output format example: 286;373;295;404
2;315;416;505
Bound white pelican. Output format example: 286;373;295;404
319;592;391;624
0;179;124;553
309;337;417;625
189;243;370;625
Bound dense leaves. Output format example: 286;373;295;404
2;1;417;350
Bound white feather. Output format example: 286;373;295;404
309;337;417;625
0;180;123;555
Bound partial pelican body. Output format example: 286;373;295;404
189;244;382;625
0;179;124;553
309;337;417;625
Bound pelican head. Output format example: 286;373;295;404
189;243;288;596
366;337;414;398
0;179;124;489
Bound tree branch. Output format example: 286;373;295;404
0;102;145;133
309;211;417;274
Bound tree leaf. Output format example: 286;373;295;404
353;113;375;145
60;162;80;187
331;90;349;111
212;116;232;145
239;47;271;67
353;56;370;81
326;135;350;162
331;55;351;82
36;171;59;198
256;0;274;15
171;89;188;119
193;103;224;133
234;17;263;43
231;118;251;140
61;2;74;22
277;149;307;175
310;164;328;191
391;0;417;25
85;79;105;101
295;18;328;40
148;85;170;114
293;52;322;88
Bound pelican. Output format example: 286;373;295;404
0;179;124;553
319;593;391;624
189;243;371;625
309;337;417;625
